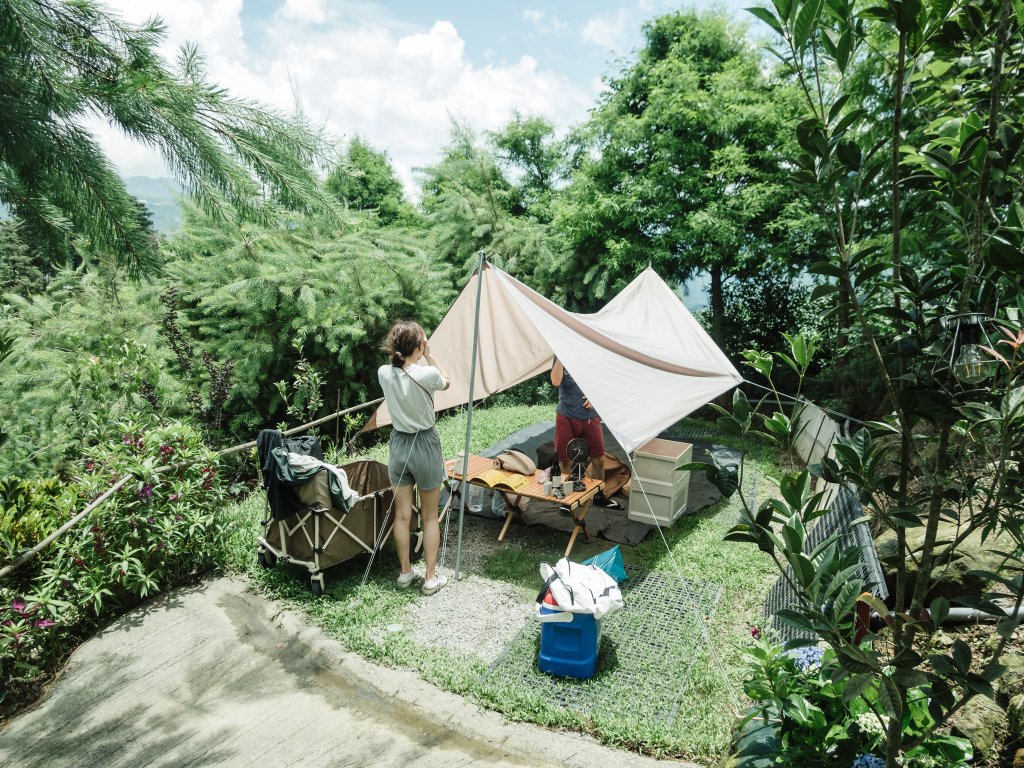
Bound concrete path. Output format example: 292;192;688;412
0;577;698;768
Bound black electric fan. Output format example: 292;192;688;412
566;438;589;492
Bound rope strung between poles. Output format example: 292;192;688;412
0;397;385;582
622;454;744;717
741;378;872;431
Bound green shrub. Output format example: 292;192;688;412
0;477;74;564
738;637;973;768
0;418;225;714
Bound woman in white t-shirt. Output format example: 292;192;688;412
378;321;451;595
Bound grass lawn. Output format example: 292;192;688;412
220;403;778;762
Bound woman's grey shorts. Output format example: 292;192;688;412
388;426;445;490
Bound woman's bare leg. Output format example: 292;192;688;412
419;485;441;581
393;483;415;574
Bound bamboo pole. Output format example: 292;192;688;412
213;397;384;460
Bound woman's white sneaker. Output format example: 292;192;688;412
421;574;448;595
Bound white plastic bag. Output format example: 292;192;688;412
538;557;624;620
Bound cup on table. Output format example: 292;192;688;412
562;479;574;496
542;480;552;496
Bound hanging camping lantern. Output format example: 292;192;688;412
939;313;998;386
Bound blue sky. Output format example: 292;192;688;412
237;1;759;90
95;1;765;192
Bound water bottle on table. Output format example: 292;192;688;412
468;484;484;512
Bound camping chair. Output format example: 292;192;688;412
255;430;435;595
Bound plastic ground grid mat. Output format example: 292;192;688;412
479;565;723;726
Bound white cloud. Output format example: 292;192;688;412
581;9;632;52
108;0;248;61
276;0;330;25
83;3;592;198
523;9;567;34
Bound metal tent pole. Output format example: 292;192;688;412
454;251;486;580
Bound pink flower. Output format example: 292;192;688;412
750;625;762;640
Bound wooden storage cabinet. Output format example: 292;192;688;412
627;438;692;526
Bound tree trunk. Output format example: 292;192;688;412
710;265;725;348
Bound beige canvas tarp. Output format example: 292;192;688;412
365;263;741;454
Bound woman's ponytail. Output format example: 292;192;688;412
384;321;425;367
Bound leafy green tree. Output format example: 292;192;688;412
161;204;451;436
0;0;335;278
552;11;815;331
0;222;45;297
0;272;185;475
720;1;1024;766
418;121;562;284
488;111;577;219
325;137;417;226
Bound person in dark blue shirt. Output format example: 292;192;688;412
550;358;623;510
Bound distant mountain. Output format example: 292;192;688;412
124;176;183;234
0;177;183;233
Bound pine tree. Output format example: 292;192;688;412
0;0;336;279
325;138;416;226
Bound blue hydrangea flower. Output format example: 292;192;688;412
786;645;825;672
851;754;886;768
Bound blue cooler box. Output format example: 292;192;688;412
537;602;602;679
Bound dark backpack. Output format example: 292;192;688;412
535;440;557;471
283;435;322;460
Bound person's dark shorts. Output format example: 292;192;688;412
555;413;605;461
388;426;444;489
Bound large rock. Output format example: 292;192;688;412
876;525;1017;602
1000;653;1024;704
1008;694;1024;741
952;695;1006;759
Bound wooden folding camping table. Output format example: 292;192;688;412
445;454;605;557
